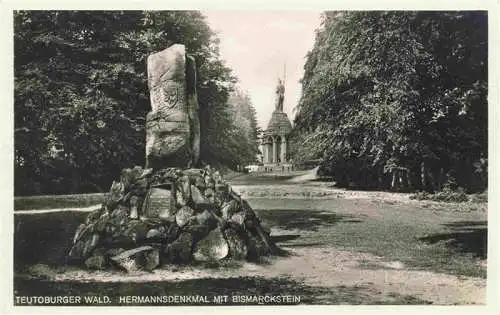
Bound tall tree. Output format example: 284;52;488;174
14;11;243;195
227;89;260;167
293;11;487;192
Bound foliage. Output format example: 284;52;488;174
470;191;488;203
226;89;260;166
27;264;57;280
14;11;255;195
292;11;487;192
410;187;469;203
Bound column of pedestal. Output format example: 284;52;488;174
281;136;287;163
272;137;277;164
263;141;268;164
266;142;270;163
270;141;273;163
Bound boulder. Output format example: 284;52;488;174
85;209;102;225
129;196;139;219
138;248;160;271
175;206;194;228
245;231;266;260
140;168;154;178
84;233;100;258
204;188;215;198
69;231;100;260
84;253;107;270
180;176;192;201
166;223;180;243
104;248;126;258
146;248;160;271
195;210;217;227
261;222;271;235
230;212;246;227
67;240;85;260
224;228;248;260
183;224;211;242
164;232;193;263
110;245;157;272
73;223;86;244
95;213;109;232
146;228;163;239
123;220;149;244
221;200;239;220
204;176;215;190
130;177;149;197
194;176;206;190
114;258;139;273
193;228;229;262
191;185;209;208
229;187;242;203
213;171;222;183
215;183;229;194
176;187;187;207
182;168;204;177
104;181;124;210
245;229;273;260
110;205;129;220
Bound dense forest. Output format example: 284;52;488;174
14;11;259;195
292;11;487;193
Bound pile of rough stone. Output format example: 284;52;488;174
67;166;277;272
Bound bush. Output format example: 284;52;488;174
470;191;488;203
27;264;56;280
410;187;469;203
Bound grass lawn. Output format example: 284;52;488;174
252;198;486;278
14;193;106;211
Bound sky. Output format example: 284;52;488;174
203;11;322;129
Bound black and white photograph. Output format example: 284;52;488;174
3;1;497;311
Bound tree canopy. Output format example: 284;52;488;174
227;89;260;166
292;11;487;192
14;11;257;195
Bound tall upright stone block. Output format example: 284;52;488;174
146;44;200;169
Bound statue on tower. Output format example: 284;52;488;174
275;78;285;112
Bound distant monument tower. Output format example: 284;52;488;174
261;65;293;172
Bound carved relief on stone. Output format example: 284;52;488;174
145;44;200;169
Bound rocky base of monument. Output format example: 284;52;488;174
67;166;280;272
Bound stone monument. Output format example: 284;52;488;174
261;78;293;172
67;44;280;272
145;44;200;170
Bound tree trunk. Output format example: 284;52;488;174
420;161;426;191
391;169;396;190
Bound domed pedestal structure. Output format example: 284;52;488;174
262;110;293;172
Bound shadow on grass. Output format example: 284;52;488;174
270;234;301;243
14;212;88;271
256;209;362;232
419;221;487;259
13;276;432;305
